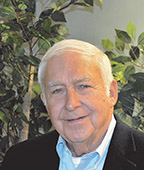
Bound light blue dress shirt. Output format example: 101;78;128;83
56;115;116;170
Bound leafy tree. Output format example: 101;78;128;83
102;21;144;131
0;0;101;163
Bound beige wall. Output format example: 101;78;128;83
65;0;144;49
36;0;144;49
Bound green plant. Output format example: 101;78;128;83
0;0;101;163
102;21;144;131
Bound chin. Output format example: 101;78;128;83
66;134;87;144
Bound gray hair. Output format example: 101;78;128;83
38;39;114;105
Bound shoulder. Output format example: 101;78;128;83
1;130;59;170
10;130;59;151
114;115;144;155
106;115;144;169
115;115;144;140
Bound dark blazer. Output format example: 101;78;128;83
1;116;144;170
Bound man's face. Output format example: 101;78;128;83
43;52;117;146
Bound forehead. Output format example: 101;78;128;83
44;51;102;84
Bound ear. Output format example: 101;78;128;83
40;93;47;107
40;93;44;103
109;80;118;107
40;93;49;113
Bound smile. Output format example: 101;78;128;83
66;115;88;122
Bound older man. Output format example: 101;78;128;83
1;39;144;170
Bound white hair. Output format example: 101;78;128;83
38;39;114;105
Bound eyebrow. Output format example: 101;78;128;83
47;77;91;88
48;82;62;87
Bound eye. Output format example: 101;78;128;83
52;88;62;95
79;84;92;89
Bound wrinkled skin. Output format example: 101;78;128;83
41;51;118;157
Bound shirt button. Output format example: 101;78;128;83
94;165;96;169
65;147;67;152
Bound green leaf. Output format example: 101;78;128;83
124;65;135;81
102;39;114;50
129;46;140;61
138;32;144;45
0;82;5;94
13;103;23;113
0;111;9;125
14;47;25;57
3;6;14;14
112;56;131;64
17;59;29;78
115;38;125;51
114;71;124;82
2;22;21;31
12;70;22;85
21;112;29;123
99;0;103;5
126;21;136;39
0;62;5;71
56;0;69;7
33;85;41;95
18;4;27;10
51;11;66;22
118;91;134;116
84;0;93;6
138;102;144;108
117;112;133;127
112;63;127;73
9;33;24;46
25;0;36;14
57;25;69;36
13;117;23;130
1;24;10;29
0;90;15;103
39;9;54;19
29;28;41;37
115;29;131;44
43;18;52;33
131;77;144;100
105;51;116;60
52;36;65;43
0;6;15;18
74;2;90;7
38;39;51;50
27;56;41;66
130;73;144;82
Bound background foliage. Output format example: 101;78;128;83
0;0;98;163
102;21;144;131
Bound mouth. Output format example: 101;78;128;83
66;115;88;122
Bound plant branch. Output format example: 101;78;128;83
11;0;29;41
60;0;78;11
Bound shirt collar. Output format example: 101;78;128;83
96;114;116;157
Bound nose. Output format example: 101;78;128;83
65;88;81;111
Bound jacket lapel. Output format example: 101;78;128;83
103;116;137;170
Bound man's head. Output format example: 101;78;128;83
38;39;118;154
38;39;114;105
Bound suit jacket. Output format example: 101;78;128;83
1;116;144;170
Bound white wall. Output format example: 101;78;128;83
65;0;144;50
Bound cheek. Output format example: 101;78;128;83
47;98;65;120
84;94;111;117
